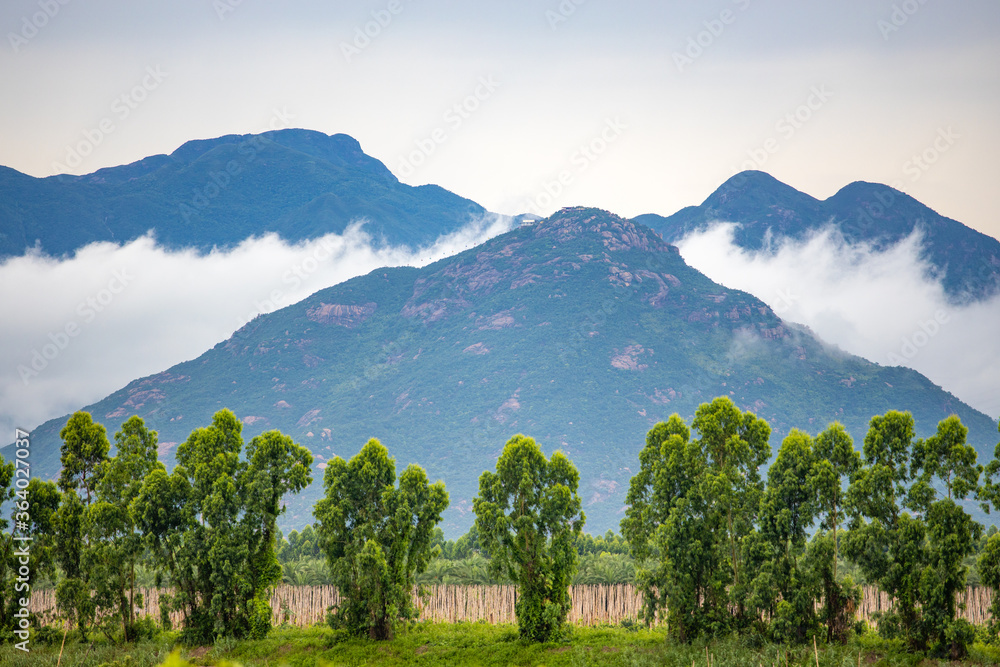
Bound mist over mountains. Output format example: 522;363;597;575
633;170;1000;302
1;131;997;535
631;170;1000;419
4;206;995;535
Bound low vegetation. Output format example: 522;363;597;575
3;397;1000;664
9;622;1000;666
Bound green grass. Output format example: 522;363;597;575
7;623;1000;667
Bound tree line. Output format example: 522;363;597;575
2;397;1000;656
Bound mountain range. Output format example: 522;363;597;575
0;129;485;256
633;170;1000;302
5;206;996;535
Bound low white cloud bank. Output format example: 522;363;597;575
676;223;1000;421
0;214;512;438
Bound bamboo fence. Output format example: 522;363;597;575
26;584;997;629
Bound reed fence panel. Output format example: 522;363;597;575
27;584;995;629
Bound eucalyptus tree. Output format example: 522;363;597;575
753;429;820;643
474;434;584;642
622;399;770;640
55;411;110;639
690;397;771;626
907;415;983;658
1;464;61;643
134;409;312;643
807;421;861;642
0;455;15;641
58;411;110;505
621;415;721;638
315;438;448;640
843;410;921;645
84;416;163;641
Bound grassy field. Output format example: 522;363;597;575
6;623;1000;667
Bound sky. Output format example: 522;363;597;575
1;0;999;238
1;0;999;437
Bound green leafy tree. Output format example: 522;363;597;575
575;531;630;556
810;422;861;578
920;498;980;658
315;438;448;640
752;429;820;643
0;454;16;643
978;532;1000;640
807;422;861;642
54;411;110;639
907;415;982;658
278;524;323;562
622;401;769;641
843;412;982;656
622;415;716;637
801;531;860;645
84;416;164;641
843;410;920;646
979;418;1000;512
474;434;584;642
58;411;110;505
2;474;61;645
911;415;980;506
691;397;770;626
979;419;1000;641
134;410;312;643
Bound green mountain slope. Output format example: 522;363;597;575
6;208;996;535
0;129;485;256
633;171;1000;301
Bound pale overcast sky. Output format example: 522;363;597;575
1;0;998;237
